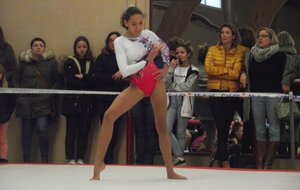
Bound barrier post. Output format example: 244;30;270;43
289;91;296;169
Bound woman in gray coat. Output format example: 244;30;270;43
16;37;63;163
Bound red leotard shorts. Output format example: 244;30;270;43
130;61;158;97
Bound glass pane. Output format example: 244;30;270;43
201;0;221;8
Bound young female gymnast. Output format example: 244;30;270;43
91;5;186;180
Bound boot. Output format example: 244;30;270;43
41;156;48;163
264;141;280;169
23;155;31;163
256;141;266;169
221;160;230;168
210;159;221;168
212;160;220;168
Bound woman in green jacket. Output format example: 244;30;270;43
16;37;63;163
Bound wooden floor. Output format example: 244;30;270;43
0;163;300;190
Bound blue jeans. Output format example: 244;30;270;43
22;116;49;158
251;97;280;142
131;97;158;164
167;97;189;157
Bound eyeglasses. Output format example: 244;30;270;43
257;34;270;39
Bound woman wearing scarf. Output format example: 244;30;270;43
240;27;286;169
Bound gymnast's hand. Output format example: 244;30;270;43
148;43;162;62
155;64;168;81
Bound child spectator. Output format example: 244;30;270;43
165;42;199;166
61;36;95;164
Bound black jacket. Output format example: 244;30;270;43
61;56;95;115
0;43;17;87
249;52;286;93
0;83;16;123
93;48;128;102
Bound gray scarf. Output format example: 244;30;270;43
250;44;280;62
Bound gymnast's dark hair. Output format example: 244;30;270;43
120;5;144;29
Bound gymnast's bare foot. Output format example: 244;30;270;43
90;163;106;180
167;171;187;180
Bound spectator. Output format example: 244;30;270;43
238;26;256;154
0;26;17;87
205;23;244;168
61;36;95;164
194;43;217;154
165;42;199;166
131;97;158;164
277;31;299;155
0;26;17;163
239;27;256;51
167;37;185;61
16;37;63;163
229;120;244;147
93;31;128;164
228;120;254;168
240;27;286;169
279;31;298;92
0;64;16;163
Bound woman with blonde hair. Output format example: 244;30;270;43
240;27;286;169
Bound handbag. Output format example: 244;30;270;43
275;98;300;120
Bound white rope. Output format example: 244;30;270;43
0;88;120;95
1;87;300;99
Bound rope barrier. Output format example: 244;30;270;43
2;87;300;101
0;88;293;97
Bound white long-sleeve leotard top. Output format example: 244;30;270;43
114;30;169;78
